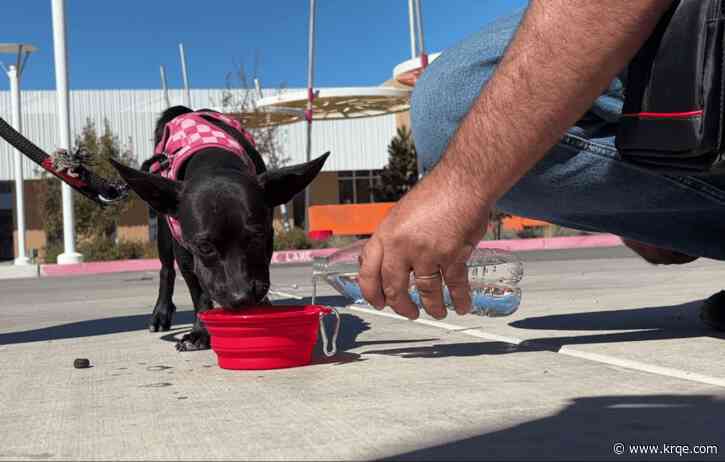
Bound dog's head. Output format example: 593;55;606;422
111;108;329;309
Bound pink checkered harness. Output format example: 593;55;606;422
150;111;257;245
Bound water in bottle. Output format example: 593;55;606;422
312;240;524;317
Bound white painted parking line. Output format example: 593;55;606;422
346;305;523;345
345;304;725;389
558;347;725;388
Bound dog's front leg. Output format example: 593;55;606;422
149;216;177;332
173;243;214;352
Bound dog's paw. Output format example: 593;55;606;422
149;302;177;332
175;330;211;352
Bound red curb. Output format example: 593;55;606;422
39;234;623;277
269;248;338;265
476;234;623;252
41;259;162;277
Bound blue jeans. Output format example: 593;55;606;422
411;9;725;261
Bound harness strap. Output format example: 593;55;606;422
199;114;266;174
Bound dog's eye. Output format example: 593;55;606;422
197;241;216;256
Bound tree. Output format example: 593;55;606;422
40;119;140;258
220;60;293;230
373;126;419;202
220;61;289;170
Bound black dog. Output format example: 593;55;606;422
111;106;329;351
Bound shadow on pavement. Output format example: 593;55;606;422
0;296;349;346
362;301;725;359
0;311;197;346
0;296;440;357
381;394;725;461
6;298;718;356
510;300;709;332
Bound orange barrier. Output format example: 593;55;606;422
309;203;551;236
501;216;550;231
308;203;396;236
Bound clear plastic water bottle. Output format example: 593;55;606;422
312;240;523;317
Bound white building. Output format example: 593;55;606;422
0;88;406;260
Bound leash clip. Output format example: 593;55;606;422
149;153;170;174
97;182;130;204
319;307;340;358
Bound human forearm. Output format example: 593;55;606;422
431;0;674;205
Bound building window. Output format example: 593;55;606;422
338;170;382;204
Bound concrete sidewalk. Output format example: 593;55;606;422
1;256;724;460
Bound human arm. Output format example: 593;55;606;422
359;0;675;319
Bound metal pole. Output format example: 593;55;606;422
178;43;191;108
159;65;170;108
408;0;417;59
414;0;426;59
413;0;427;179
253;78;263;99
304;0;317;234
8;65;29;264
52;0;82;264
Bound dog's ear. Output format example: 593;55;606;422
109;158;182;216
258;152;330;207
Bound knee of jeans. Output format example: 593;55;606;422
410;56;491;173
409;68;450;172
410;10;524;173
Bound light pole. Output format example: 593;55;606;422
304;0;317;234
159;64;170;109
51;0;82;264
414;0;426;62
178;43;191;108
407;0;417;59
0;43;37;265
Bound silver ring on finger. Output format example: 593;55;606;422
413;271;443;280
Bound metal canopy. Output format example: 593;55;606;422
0;43;38;54
392;52;440;87
235;1;434;129
239;86;412;129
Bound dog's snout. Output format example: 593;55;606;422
225;281;269;310
227;291;254;310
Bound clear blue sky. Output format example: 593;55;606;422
2;1;526;90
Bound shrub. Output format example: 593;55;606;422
77;238;153;262
516;227;545;239
43;238;157;263
273;227;313;251
42;241;64;264
273;228;362;251
39;118;146;262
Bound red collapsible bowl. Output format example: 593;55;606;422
199;305;332;370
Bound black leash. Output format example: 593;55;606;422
0;116;129;206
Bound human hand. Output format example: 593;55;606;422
358;174;490;320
